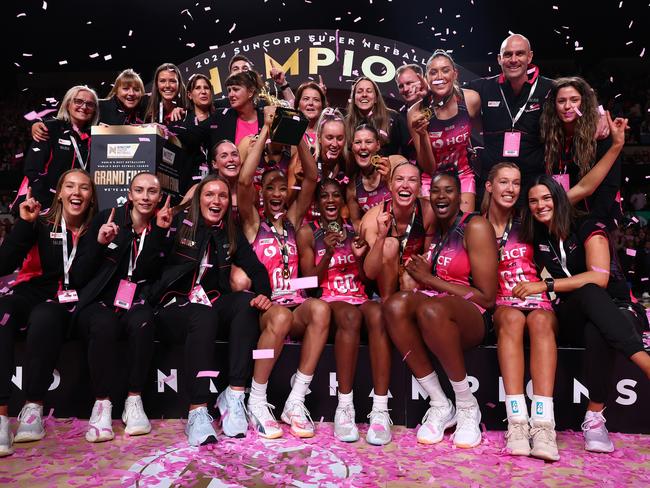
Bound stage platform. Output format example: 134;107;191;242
1;419;649;487
8;341;650;433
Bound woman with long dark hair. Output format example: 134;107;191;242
0;169;97;456
383;172;497;448
519;175;650;453
238;107;331;440
297;178;392;445
541;77;627;226
148;174;272;446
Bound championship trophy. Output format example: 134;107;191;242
259;83;308;145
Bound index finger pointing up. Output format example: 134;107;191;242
164;194;171;209
107;207;115;224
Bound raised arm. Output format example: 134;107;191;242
407;101;436;175
361;206;390;280
567;112;627;205
287;136;318;228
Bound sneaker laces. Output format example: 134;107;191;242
230;394;250;424
337;404;356;424
505;422;528;440
250;401;278;425
286;400;314;429
455;403;477;427
367;409;393;427
89;402;107;424
188;409;214;428
125;397;145;420
17;404;41;424
422;403;449;424
530;423;555;442
581;410;607;432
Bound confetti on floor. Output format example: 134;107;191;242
1;419;648;487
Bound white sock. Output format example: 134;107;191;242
505;394;529;423
372;394;389;412
249;379;268;405
287;370;313;403
337;391;354;409
416;371;448;406
449;376;475;404
531;395;554;424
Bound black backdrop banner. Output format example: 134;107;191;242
175;29;478;98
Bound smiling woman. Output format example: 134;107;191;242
21;86;99;209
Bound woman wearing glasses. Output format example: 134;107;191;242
22;85;99;209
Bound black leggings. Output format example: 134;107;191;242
556;283;645;403
76;302;156;398
0;293;69;405
156;292;261;405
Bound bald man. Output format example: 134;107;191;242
468;34;554;202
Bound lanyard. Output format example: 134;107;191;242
499;78;539;129
430;212;464;275
60;217;78;288
497;218;513;255
127;228;147;281
267;219;291;279
548;238;572;277
389;201;417;263
195;244;211;286
69;136;87;171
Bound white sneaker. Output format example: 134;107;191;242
582;410;615;453
185;407;217;446
452;400;482;448
366;409;393;446
0;416;13;457
248;400;283;439
416;399;456;444
334;403;359;443
281;399;315;438
122;395;151;436
505;419;531;456
86;400;115;443
15;403;45;443
217;388;249;438
530;420;560;461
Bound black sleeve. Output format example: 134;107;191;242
466;77;484;94
587;138;621;220
577;218;609;246
0;218;37;275
169;113;214;150
232;230;271;297
23;137;52;187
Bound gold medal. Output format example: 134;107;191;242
370;155;382;167
282;267;291;279
421;107;433;120
327;221;342;234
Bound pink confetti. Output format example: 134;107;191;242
196;370;219;378
182;219;193;227
626;248;637;257
486;402;496;408
463;292;474;300
591;266;610;274
0;313;9;326
253;348;274;359
574;107;583;117
290;276;319;290
402;350;412;361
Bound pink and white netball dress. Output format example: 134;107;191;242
311;221;367;305
253;219;305;306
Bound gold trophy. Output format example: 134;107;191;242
259;83;308;145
